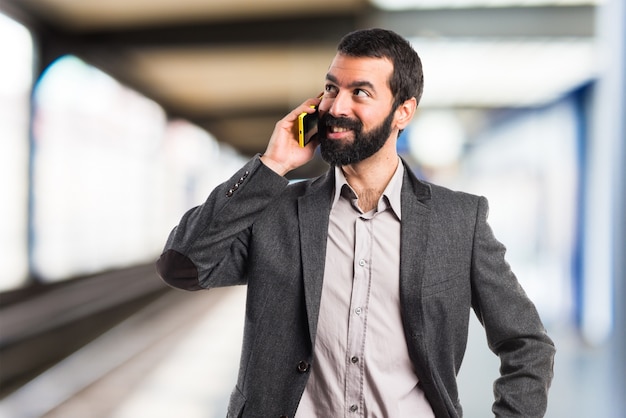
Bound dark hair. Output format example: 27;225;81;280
337;28;424;109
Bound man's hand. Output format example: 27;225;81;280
260;96;322;176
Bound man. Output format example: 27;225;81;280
157;28;555;417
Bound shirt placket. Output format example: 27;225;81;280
344;215;373;417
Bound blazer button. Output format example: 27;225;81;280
279;415;288;418
297;361;310;373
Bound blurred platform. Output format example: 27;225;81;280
0;283;622;417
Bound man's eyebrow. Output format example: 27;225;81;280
325;73;376;92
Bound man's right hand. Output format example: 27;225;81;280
260;96;322;176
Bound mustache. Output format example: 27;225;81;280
319;113;362;131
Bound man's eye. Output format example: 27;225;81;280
354;89;369;97
325;85;338;95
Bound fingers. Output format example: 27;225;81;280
261;95;323;175
291;95;323;119
273;95;321;142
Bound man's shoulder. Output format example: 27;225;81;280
427;181;480;202
404;169;482;213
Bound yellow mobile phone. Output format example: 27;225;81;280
298;107;318;147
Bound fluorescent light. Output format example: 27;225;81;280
411;38;596;107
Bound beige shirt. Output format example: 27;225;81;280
296;160;434;417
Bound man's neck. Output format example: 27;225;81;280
340;147;399;213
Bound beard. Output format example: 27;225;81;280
318;109;395;166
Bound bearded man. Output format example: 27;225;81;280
157;28;555;418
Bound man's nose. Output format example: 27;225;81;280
328;92;351;118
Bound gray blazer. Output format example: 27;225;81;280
157;155;555;418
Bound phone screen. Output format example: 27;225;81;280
298;109;318;147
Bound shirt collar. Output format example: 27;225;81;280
331;158;404;220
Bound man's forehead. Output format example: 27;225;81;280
326;54;393;84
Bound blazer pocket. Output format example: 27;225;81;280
422;271;464;297
227;386;246;418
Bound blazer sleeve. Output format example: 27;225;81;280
470;196;555;417
156;155;289;290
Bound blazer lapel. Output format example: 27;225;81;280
399;161;455;417
399;165;432;358
298;171;334;346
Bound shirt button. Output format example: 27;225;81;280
349;404;358;412
355;307;362;315
351;356;359;364
358;259;365;267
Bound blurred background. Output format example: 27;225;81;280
0;0;623;416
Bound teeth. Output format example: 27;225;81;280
331;127;349;133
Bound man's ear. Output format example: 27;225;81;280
395;97;417;131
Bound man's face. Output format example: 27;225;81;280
317;54;398;166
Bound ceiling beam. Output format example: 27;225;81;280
69;12;365;48
23;12;360;112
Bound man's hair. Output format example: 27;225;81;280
337;28;424;109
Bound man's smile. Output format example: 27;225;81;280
326;125;354;140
